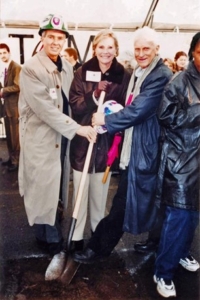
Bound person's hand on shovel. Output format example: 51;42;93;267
92;112;105;127
76;125;97;143
94;80;112;99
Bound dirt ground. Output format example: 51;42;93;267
1;251;200;300
1;254;142;300
0;139;199;300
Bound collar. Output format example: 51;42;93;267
82;56;124;84
135;67;146;78
1;60;11;70
37;49;68;74
51;56;62;72
187;61;200;78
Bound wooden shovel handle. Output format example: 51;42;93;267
72;91;106;219
102;166;110;184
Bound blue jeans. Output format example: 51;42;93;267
155;206;199;280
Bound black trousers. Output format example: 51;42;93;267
87;168;164;256
88;169;128;256
33;212;63;244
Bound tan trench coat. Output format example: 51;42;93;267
18;49;80;226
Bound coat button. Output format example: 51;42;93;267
55;144;59;148
66;120;69;123
58;105;60;108
56;85;59;89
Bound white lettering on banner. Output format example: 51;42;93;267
1;27;193;66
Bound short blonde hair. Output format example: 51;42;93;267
92;29;119;57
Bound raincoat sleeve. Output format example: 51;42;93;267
19;64;80;141
105;70;171;134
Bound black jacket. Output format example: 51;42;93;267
69;56;131;172
157;61;200;211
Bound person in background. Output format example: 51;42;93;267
72;26;172;264
163;58;175;73
153;31;200;299
69;29;131;253
63;47;82;73
18;13;96;264
0;43;21;172
0;81;3;125
173;50;188;72
118;50;135;74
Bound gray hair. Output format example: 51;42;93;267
133;26;159;46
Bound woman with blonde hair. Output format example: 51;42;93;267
69;29;131;252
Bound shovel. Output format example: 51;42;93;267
60;91;106;284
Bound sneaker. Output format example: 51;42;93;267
179;255;200;272
153;275;176;298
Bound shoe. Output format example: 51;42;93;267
45;251;66;281
134;239;158;253
70;240;84;252
179;255;200;272
153;275;176;298
7;164;18;172
2;159;11;166
73;247;104;264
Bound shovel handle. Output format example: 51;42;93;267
66;91;106;252
72;91;106;220
102;166;111;184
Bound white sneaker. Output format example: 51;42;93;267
45;251;66;281
179;255;200;272
153;275;176;298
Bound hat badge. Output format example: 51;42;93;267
52;17;60;26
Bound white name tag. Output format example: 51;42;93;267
49;88;57;100
86;70;101;82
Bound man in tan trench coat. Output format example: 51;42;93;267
18;14;96;257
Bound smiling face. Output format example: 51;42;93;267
41;30;66;61
134;37;159;69
94;37;117;70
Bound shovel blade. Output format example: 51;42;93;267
60;255;80;285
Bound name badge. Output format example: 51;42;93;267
86;70;101;82
49;88;57;100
